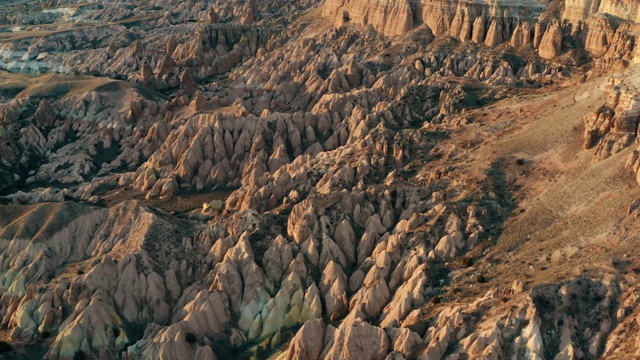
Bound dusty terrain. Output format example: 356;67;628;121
1;0;640;359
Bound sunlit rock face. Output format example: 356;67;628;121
323;0;415;36
2;0;640;359
322;0;640;69
324;0;640;35
323;0;549;37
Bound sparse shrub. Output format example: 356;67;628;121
515;158;525;166
476;275;487;283
462;256;473;267
185;333;197;344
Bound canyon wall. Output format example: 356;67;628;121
324;0;547;37
597;0;640;23
322;0;414;36
564;0;640;22
324;0;640;66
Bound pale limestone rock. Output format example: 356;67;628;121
539;21;563;59
241;1;255;25
334;218;356;265
485;18;503;47
320;261;348;320
324;320;390;360
349;266;390;318
471;16;486;44
320;233;348;268
190;91;208;112
323;0;414;37
263;235;293;283
284;318;325;360
288;200;317;244
387;327;423;358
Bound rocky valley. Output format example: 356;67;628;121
1;0;640;359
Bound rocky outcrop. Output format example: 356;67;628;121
584;75;640;160
563;0;603;22
564;0;640;23
585;16;616;57
322;0;640;67
4;0;640;359
1;189;637;360
241;1;255;25
538;21;563;59
0;201;192;358
590;22;640;76
323;0;414;37
324;0;547;39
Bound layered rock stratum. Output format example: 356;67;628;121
1;0;640;359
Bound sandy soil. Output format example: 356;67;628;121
423;67;640;305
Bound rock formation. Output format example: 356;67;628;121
322;0;640;74
585;73;640;160
0;0;640;359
